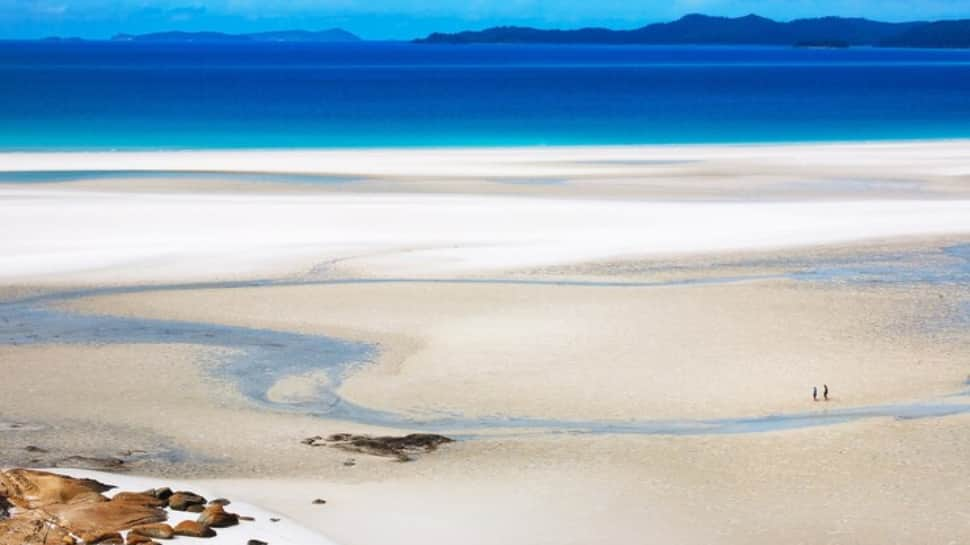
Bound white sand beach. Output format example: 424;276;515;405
3;142;970;285
2;142;970;545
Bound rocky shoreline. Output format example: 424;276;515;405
0;469;246;544
0;434;457;544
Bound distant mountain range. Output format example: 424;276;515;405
29;14;970;48
415;14;970;48
110;29;360;43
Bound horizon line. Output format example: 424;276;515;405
6;12;970;42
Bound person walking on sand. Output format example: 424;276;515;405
823;384;829;401
813;386;818;401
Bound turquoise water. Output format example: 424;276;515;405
2;41;970;149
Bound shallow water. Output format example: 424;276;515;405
790;243;970;286
2;246;968;437
0;170;361;185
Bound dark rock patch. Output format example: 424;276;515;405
140;487;172;502
167;491;206;511
305;433;455;462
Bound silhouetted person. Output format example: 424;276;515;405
812;386;818;401
823;384;829;401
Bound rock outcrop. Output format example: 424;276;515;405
0;508;74;544
43;494;166;541
0;468;112;509
303;432;455;461
0;469;247;545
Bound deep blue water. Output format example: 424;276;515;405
2;41;970;149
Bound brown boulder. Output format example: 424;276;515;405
138;488;171;503
197;504;239;528
173;520;215;538
44;495;166;541
110;493;166;509
125;532;153;544
167;492;205;512
0;469;111;509
129;523;173;539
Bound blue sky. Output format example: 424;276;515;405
2;0;968;40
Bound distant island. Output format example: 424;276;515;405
30;14;970;48
415;13;970;49
111;29;360;43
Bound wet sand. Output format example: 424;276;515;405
60;279;969;423
2;142;970;544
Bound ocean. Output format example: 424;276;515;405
2;41;970;149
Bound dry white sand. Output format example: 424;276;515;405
200;414;970;545
3;140;970;178
3;142;970;285
2;190;970;284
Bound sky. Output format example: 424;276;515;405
1;0;968;40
